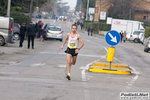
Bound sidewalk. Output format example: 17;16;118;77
78;28;105;39
0;39;44;55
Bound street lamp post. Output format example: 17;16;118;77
86;0;89;20
7;0;11;17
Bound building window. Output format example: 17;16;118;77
143;16;148;20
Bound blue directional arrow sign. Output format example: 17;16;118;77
105;30;120;46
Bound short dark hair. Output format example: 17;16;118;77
72;24;78;29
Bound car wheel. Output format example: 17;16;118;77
13;33;20;40
144;48;148;52
44;37;47;40
133;39;138;43
59;39;63;42
0;36;5;46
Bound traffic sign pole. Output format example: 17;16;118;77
105;30;120;70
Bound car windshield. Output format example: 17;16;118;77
48;26;61;31
133;31;140;35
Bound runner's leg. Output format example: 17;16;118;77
66;54;72;74
71;56;77;65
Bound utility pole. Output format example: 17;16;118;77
29;0;34;23
7;0;11;17
86;0;89;20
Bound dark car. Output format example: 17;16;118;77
13;23;21;40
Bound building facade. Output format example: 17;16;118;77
94;0;150;23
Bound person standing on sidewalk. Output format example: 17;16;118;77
27;22;36;49
19;22;27;48
120;31;123;42
91;27;93;36
87;27;90;36
123;31;127;42
36;21;42;38
60;24;84;80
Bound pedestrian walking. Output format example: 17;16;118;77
40;25;44;42
91;27;93;36
60;24;84;80
120;31;123;42
19;22;27;48
36;21;42;38
27;22;36;49
123;31;127;42
80;23;83;30
88;27;90;36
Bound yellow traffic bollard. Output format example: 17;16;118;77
107;47;115;69
107;47;115;62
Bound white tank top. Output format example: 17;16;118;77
68;33;79;49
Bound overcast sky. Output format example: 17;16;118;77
62;0;77;10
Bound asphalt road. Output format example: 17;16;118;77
0;18;149;100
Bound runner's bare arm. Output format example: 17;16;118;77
78;35;84;50
60;33;69;49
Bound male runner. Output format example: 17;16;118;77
60;24;84;80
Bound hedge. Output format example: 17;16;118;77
83;21;111;31
0;11;29;26
145;27;150;38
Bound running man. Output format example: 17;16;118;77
60;24;84;80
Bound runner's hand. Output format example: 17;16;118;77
75;49;79;53
60;46;63;49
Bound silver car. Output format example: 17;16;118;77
144;37;150;52
43;24;63;42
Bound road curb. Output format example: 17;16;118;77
89;62;131;75
92;62;129;69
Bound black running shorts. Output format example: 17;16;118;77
65;47;78;56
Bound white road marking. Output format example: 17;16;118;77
81;37;139;92
9;61;17;65
40;52;103;58
128;84;133;86
58;65;66;68
30;63;46;67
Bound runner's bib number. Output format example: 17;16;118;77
69;41;77;48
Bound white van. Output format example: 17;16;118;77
0;16;14;46
107;18;145;40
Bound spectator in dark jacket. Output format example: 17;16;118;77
91;27;93;36
19;22;27;47
27;22;36;49
80;23;83;30
36;21;42;38
87;27;90;36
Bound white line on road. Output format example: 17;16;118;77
30;63;46;67
81;37;139;93
40;52;103;58
80;38;108;100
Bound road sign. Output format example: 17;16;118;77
105;30;120;46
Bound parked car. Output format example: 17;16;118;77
43;24;63;42
13;23;21;40
144;37;150;52
130;30;144;43
0;16;14;46
139;32;145;44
